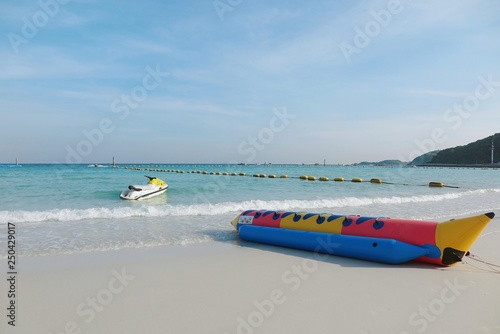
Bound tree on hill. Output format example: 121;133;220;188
429;133;500;164
358;160;406;166
409;150;440;165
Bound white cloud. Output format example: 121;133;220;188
145;97;248;117
0;47;104;79
402;89;470;98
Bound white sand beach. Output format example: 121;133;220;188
2;217;500;334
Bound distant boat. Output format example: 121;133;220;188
0;157;22;168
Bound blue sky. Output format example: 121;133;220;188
1;0;499;164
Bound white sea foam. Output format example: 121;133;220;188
2;188;496;224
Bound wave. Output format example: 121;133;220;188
87;164;108;167
1;189;497;224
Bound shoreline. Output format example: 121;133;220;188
2;218;500;334
417;163;500;169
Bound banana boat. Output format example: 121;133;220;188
231;210;495;265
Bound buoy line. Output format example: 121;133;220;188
113;165;460;189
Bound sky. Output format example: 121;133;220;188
1;0;500;164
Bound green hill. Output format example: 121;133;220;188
358;160;406;166
409;150;440;165
429;133;500;164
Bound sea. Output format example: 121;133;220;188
1;163;499;258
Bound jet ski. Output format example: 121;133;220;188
120;175;168;200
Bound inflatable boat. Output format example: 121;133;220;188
120;176;168;200
231;210;495;265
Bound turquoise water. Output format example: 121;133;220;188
1;164;499;257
